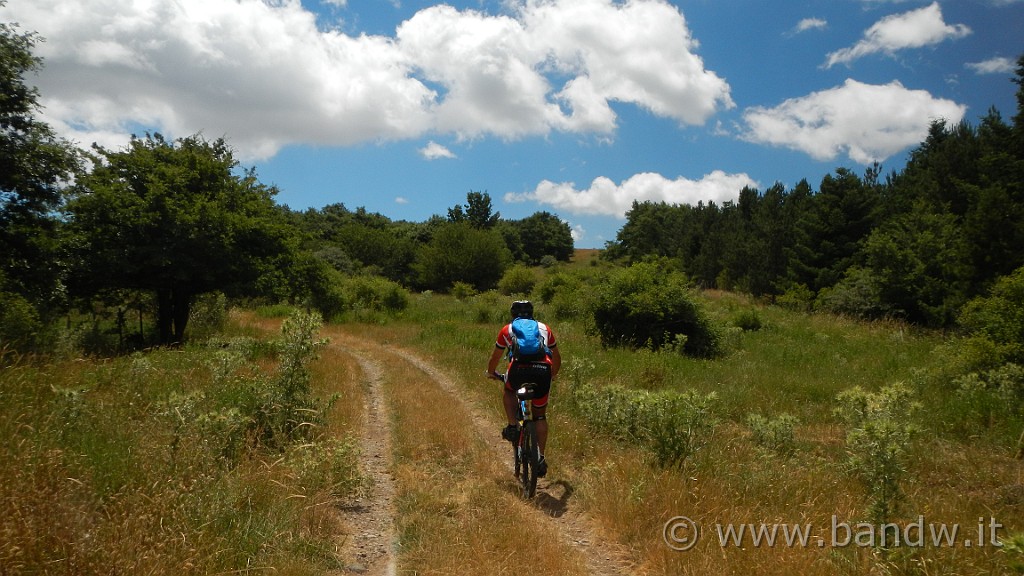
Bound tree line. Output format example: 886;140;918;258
0;16;573;350
606;54;1024;328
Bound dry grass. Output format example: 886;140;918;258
6;297;1024;575
376;340;590;575
0;316;365;575
342;294;1024;576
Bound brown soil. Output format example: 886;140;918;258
329;330;634;575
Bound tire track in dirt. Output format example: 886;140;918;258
330;339;397;576
381;345;635;576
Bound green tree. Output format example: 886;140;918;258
0;14;80;311
448;191;499;229
414;222;512;291
65;133;295;344
788;168;880;294
515;211;574;264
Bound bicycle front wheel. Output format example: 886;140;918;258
520;421;539;499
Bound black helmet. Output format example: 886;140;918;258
510;300;534;319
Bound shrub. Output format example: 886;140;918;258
0;290;41;354
342;275;409;313
835;382;920;524
951;363;1024;433
497;265;537;296
959;265;1024;364
536;272;578;304
592;262;724;358
451;281;476;300
777;283;814;312
414;222;512;292
815;267;894;320
567;381;718;469
472;290;507;324
733;309;763;332
747;412;799;455
188;292;229;340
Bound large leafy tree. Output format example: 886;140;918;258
0;14;79;309
65;133;295;344
515;211;574;264
447;191;499;229
414;221;512;291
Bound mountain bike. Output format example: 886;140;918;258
496;372;542;499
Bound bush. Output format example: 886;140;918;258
567;381;718;469
188;292;229;341
835;382;920;524
733;309;763;332
0;290;41;354
536;272;578;304
451;281;476;301
472;290;507;324
747;412;799;455
959;265;1024;364
342;275;409;313
592;262;724;358
497;265;536;296
815;267;894;320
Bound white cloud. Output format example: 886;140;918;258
505;170;757;218
569;223;586;242
966;56;1016;75
6;0;732;159
419;141;456;159
395;196;409;204
741;79;966;164
792;18;828;35
824;2;970;68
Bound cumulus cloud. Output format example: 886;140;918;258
419;141;456;159
824;2;970;68
741;79;966;164
6;0;731;159
966;56;1016;75
505;171;757;218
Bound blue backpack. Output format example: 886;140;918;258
509;317;548;361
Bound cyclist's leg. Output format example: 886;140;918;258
533;403;548;453
502;385;517;426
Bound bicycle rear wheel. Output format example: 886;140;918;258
520;421;539;498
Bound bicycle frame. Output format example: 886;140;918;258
512;382;541;499
493;371;541;499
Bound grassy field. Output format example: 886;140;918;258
3;255;1024;574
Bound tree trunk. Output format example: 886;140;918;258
172;288;191;344
156;287;192;345
157;288;174;345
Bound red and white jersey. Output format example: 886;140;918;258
495;321;557;356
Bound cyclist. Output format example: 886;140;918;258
485;300;561;477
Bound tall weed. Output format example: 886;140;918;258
835;382;920;524
568;381;717;468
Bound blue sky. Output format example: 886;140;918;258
6;0;1022;248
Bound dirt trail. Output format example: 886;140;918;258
330;344;397;576
327;327;635;574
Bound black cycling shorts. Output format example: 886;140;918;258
506;360;552;405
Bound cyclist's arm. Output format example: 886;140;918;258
550;346;561;379
486;345;505;377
